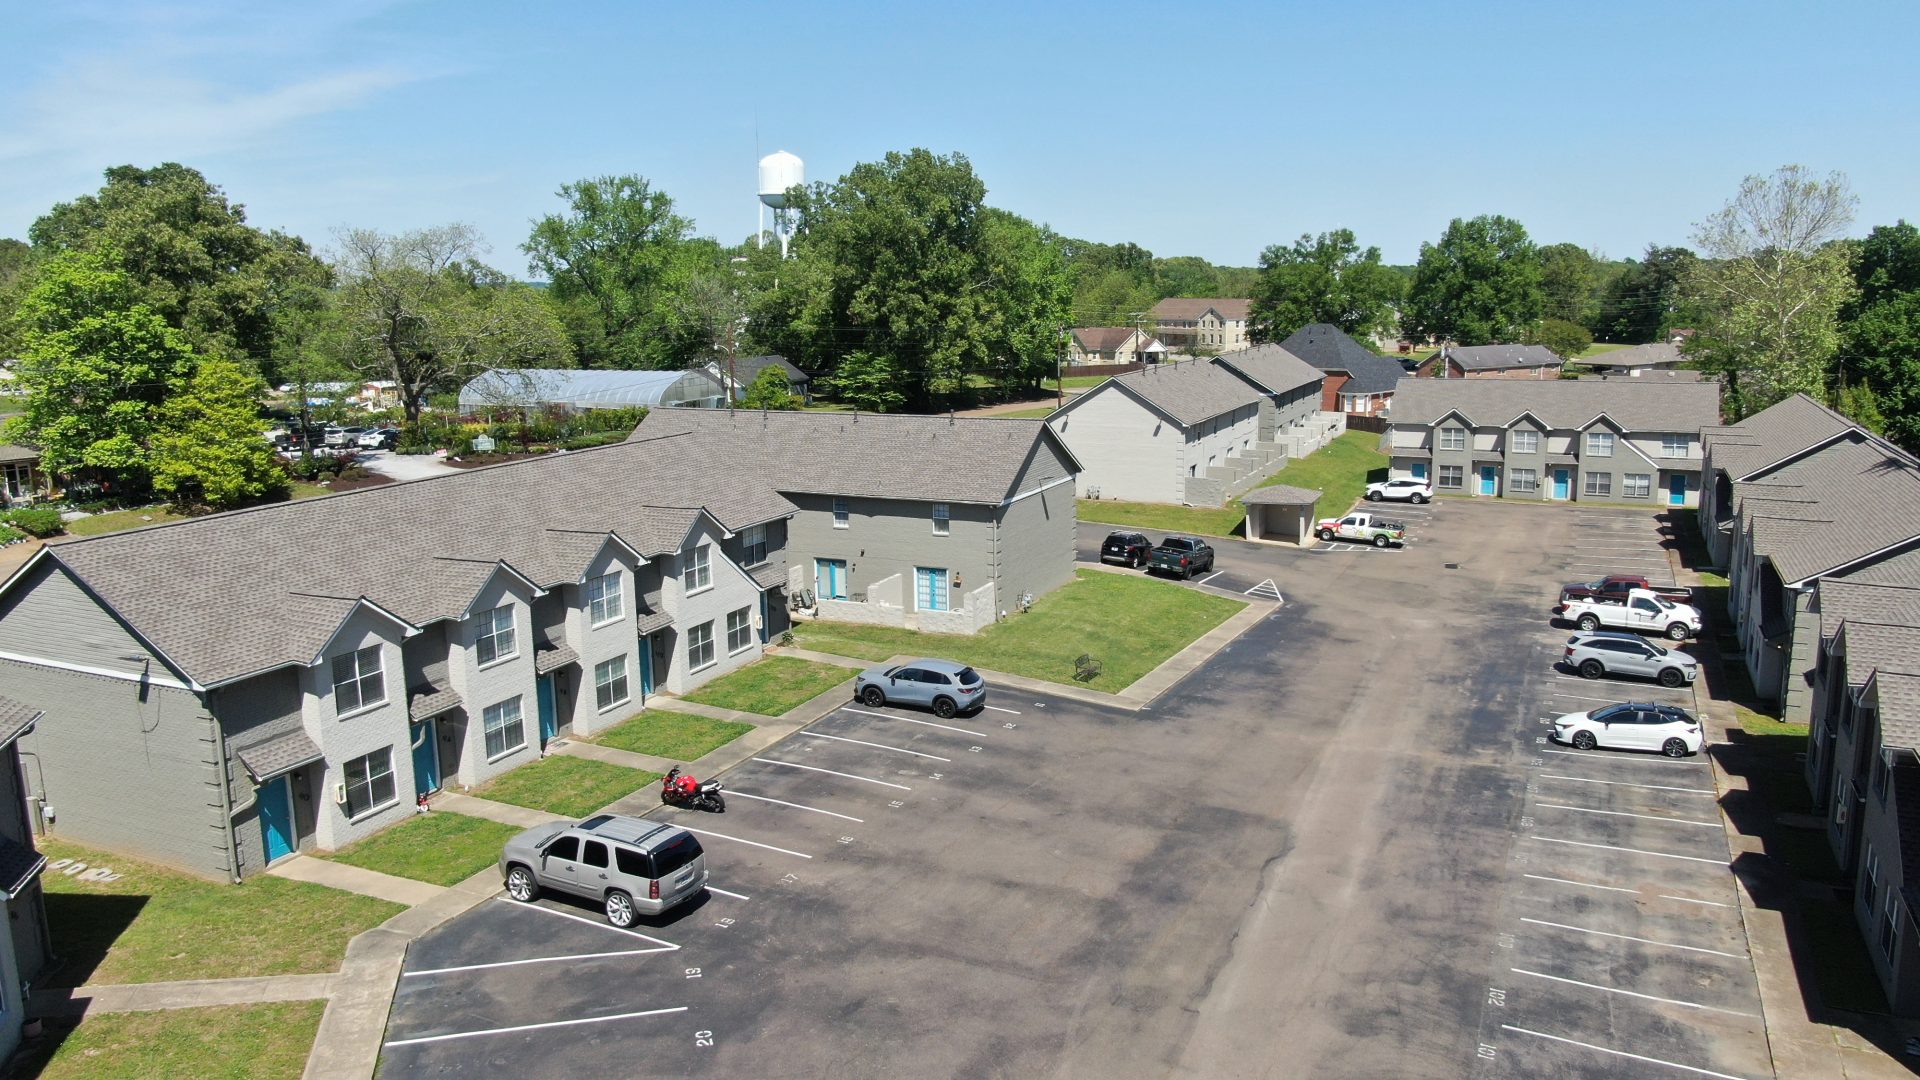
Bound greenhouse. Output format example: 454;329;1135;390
458;368;728;413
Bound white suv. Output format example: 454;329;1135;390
1365;478;1432;503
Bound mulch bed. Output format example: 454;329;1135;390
313;473;396;493
443;453;544;469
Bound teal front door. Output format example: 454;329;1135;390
815;558;847;600
410;720;439;797
638;639;655;697
1480;466;1497;495
536;674;558;746
259;776;295;863
1552;469;1571;500
915;567;949;611
1668;474;1686;506
1411;462;1428;481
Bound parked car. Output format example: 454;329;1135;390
1563;630;1698;687
1555;588;1701;640
855;658;986;718
357;427;400;449
1314;511;1405;547
1559;574;1692;606
499;813;709;927
324;425;368;447
1100;531;1154;568
1147;535;1216;578
1365;478;1432;503
1550;702;1703;758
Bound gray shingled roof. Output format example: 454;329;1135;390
1837;622;1920;688
749;563;787;590
635;610;675;634
1585;342;1683;369
1849;547;1920;589
0;445;38;465
1072;327;1142;352
1879;673;1920;750
1386;378;1722;432
1441;344;1563;371
232;728;324;782
1742;436;1920;584
1818;580;1920;640
534;644;578;675
733;355;808;385
38;433;798;686
0;695;40;749
1211;344;1325;397
1151;297;1251;321
1064;359;1267;428
1241;484;1320;505
636;407;1079;506
1277;324;1407;395
1705;393;1861;481
408;686;462;721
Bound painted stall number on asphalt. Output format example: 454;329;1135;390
839;836;855;845
1003;723;1017;729
1477;1044;1496;1060
695;1030;715;1048
1519;817;1534;829
1486;988;1506;1007
685;968;703;979
714;917;735;929
1535;736;1547;744
1496;934;1515;949
969;746;983;753
780;873;799;885
929;773;943;781
889;800;905;808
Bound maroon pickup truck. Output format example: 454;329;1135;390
1559;574;1692;605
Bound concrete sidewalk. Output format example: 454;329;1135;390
432;791;565;828
32;972;338;1018
268;853;444;906
553;739;679;774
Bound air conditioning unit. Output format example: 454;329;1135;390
335;783;348;806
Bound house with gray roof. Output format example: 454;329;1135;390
1415;343;1564;380
1383;379;1722;505
1580;342;1687;377
1150;298;1253;354
458;367;727;413
1700;393;1866;565
0;695;47;1063
0;445;45;507
1278;323;1406;416
0;411;1077;880
1068;327;1165;367
705;354;811;403
1046;355;1327;506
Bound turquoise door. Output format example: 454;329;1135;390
815;559;847;600
759;592;770;643
1411;462;1428;481
410;720;439;797
915;567;949;611
1668;474;1686;506
639;639;655;696
1479;466;1497;495
259;776;295;863
536;674;558;745
1552;469;1571;500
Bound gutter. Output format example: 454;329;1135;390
206;702;243;884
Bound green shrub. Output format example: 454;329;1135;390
0;523;23;545
3;507;65;537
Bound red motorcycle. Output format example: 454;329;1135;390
660;766;726;813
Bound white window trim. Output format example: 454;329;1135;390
683;545;713;597
932;503;950;537
341;749;399;822
474;606;518;670
688;624;717;673
1587;432;1615;457
332;647;388;718
594;656;631;714
482;699;528;764
588;572;624;628
832;498;850;529
741;525;769;568
726;610;754;656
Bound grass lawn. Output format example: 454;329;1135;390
681;655;855;716
1043;375;1112;391
472;754;658;817
1079;428;1388;538
1577;342;1635;357
593;709;754;761
289;481;332;500
794;569;1244;690
38;839;401;987
995;406;1057;419
319;811;520;887
19;1000;325;1080
63;506;186;536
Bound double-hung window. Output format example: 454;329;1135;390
741;525;767;566
832;498;850;528
1586;431;1615;457
931;504;950;537
342;748;396;817
683;545;711;593
331;645;385;714
726;608;753;654
1883;893;1904;961
475;604;516;665
587;572;623;625
482;697;526;760
1623;473;1652;499
1437;464;1464;490
688;621;716;671
1661;434;1689;458
1438;427;1466;451
594;656;629;712
1509;468;1537;494
1510;430;1539;455
1584;472;1612;498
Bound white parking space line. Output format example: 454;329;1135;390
677;825;812;859
1662;894;1735;909
840;705;988;737
1548;690;1663;705
1518;917;1745;958
800;730;951;761
1541;748;1703;766
1551;676;1697;695
385;1006;689;1048
1500;1024;1756;1080
1196;571;1223;586
407;947;671;977
706;886;751;901
1540;773;1717;795
506;900;680;949
753;757;911;790
1523;873;1639;895
726;789;864;822
1532;835;1727;865
982;705;1022;715
1536;804;1721;828
1510;967;1758;1018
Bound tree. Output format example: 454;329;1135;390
27;163;326;377
151;358;288;511
1527;318;1593;362
1841;290;1920;452
1071;268;1156;329
977;208;1074;396
331;225;572;427
1248;229;1404;342
741;365;798;409
1402;215;1544;345
1537;243;1600;325
1683;165;1857;418
524;175;704;369
7;250;197;483
825;351;905;412
1845;221;1920;318
1595;245;1699;343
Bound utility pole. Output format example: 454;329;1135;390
1057;325;1067;411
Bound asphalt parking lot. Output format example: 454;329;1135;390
384;500;1767;1079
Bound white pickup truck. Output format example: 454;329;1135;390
1555;588;1702;641
1314;511;1407;547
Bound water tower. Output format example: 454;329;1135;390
757;150;804;258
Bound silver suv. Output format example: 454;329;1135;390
1563;630;1698;688
499;813;708;926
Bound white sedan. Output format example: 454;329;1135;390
1365;477;1432;503
1551;703;1703;758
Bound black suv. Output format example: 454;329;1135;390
1100;531;1154;568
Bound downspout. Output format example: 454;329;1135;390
206;697;243;884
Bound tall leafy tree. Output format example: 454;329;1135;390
7;250;197;482
1844;221;1920;318
741;365;798;409
332;225;572;427
1537;243;1600;325
524;175;704;369
1595;245;1699;343
1402;215;1544;345
1248;229;1404;342
978;207;1074;395
1526;318;1593;361
27;163;325;379
151;358;289;511
1683;165;1857;418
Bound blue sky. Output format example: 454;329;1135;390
3;1;1916;272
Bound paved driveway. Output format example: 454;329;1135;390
360;450;461;482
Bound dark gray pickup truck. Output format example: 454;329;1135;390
1148;535;1215;579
